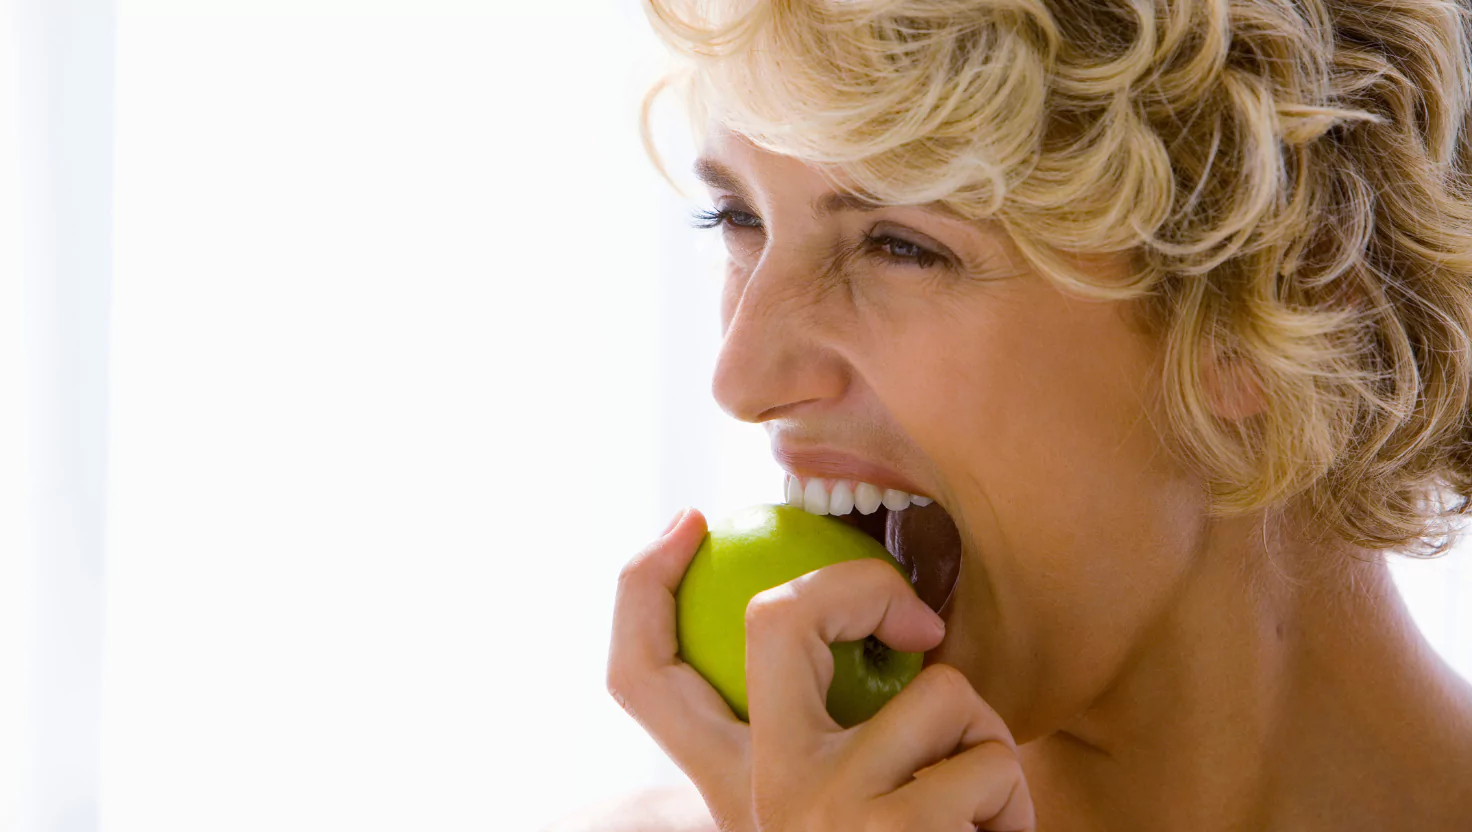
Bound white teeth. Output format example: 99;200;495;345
853;481;884;515
803;478;831;515
785;474;932;517
828;480;855;516
881;488;913;511
785;474;804;509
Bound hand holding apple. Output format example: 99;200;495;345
674;503;924;727
606;506;1036;832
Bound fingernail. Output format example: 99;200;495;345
661;509;687;537
926;608;947;635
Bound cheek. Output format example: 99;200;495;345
975;320;1186;584
906;300;1201;700
931;296;1173;542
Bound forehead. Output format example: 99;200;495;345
695;125;972;222
698;125;842;185
698;121;753;155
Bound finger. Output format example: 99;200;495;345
873;741;1036;832
841;662;1019;795
606;509;747;767
743;557;945;756
609;508;703;674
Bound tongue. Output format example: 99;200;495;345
885;503;963;615
837;503;962;615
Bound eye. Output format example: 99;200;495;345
688;207;950;271
689;207;762;230
859;230;947;270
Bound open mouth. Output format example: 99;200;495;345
835;502;962;616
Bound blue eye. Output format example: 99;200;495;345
689;207;948;270
859;229;945;270
689;207;761;230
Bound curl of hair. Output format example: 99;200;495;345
639;0;1472;560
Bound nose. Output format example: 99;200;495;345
710;246;849;423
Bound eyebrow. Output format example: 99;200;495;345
692;156;962;220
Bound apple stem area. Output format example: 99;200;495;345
862;635;890;669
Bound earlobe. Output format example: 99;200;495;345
1201;341;1267;421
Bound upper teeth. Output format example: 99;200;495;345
784;475;934;516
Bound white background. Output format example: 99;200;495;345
2;2;1469;831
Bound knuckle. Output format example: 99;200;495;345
744;584;798;633
604;675;627;708
832;556;894;590
917;662;974;703
614;555;646;590
974;739;1014;767
968;740;1024;783
604;666;639;715
865;555;905;580
1005;745;1027;777
860;556;909;588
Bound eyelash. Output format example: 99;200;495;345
689;207;947;270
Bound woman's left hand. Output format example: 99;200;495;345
607;508;1036;831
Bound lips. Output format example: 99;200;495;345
773;445;932;499
835;502;962;616
773;442;961;615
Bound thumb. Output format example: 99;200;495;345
660;508;689;537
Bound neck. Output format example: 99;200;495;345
1019;511;1472;830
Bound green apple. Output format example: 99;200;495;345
674;503;925;728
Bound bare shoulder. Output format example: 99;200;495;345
1395;731;1472;829
1424;705;1472;826
1373;669;1472;829
540;782;718;832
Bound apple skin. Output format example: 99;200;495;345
674;503;925;728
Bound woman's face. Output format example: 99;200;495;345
698;126;1213;742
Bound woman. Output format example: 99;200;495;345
586;0;1472;829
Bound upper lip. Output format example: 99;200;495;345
773;443;933;500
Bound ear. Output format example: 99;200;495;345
1200;341;1266;421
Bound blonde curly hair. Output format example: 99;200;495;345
638;0;1472;560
